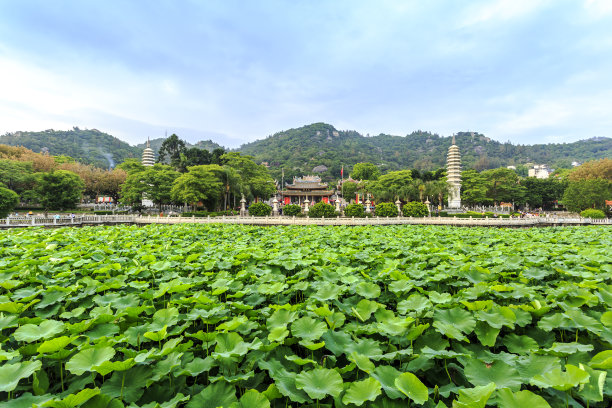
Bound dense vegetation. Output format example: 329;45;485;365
0;224;610;407
238;123;612;181
0;128;140;169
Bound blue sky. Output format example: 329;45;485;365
1;0;611;147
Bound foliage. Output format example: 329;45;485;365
341;181;360;201
344;203;365;218
282;204;302;216
0;160;36;194
35;170;85;210
222;152;276;201
0;128;139;168
368;170;413;202
120;164;179;210
580;208;606;219
351;162;380;180
157;134;186;170
562;179;612;213
171;165;223;207
402;201;429;217
482;168;526;205
569;158;612;181
522;177;567;210
0;225;610;407
248;202;272;216
374;202;398;217
461;169;489;205
0;185;20;217
308;201;336;217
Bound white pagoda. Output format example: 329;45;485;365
446;135;462;209
142;138;155;167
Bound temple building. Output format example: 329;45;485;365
280;175;334;205
446;135;462;209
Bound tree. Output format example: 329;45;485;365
402;201;428;217
569;158;612;181
221;153;276;201
375;202;398;217
0;185;20;218
425;180;448;206
368;170;413;202
522;177;566;210
562;179;612;213
341;181;360;202
171;165;223;209
157;134;186;170
180;147;212;170
352;162;380;180
309;202;336;218
0;160;36;194
120;164;179;210
461;169;488;205
35;170;85;210
116;158;145;175
481;168;526;205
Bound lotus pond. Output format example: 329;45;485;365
1;224;611;408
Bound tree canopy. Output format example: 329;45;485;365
35;170;85;210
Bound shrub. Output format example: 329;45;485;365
580;208;606;219
283;204;302;216
248;202;272;216
0;186;20;218
344;203;365;218
375;202;398;217
308;202;336;218
402;201;429;217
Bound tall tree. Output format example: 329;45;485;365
481;168;526;205
352;162;380;180
0;184;20;218
369;170;413;202
35;170;85;210
461;169;488;205
157;134;186;170
522;177;567;210
120;164;179;210
221;152;276;201
562;179;612;213
171;165;223;209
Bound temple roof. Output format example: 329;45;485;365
285;175;328;190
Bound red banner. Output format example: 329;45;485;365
284;197;291;205
322;197;328;204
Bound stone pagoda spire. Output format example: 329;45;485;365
446;134;462;209
142;138;155;167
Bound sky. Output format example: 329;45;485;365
1;0;612;148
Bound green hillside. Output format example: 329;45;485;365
0;128;140;168
238;123;612;181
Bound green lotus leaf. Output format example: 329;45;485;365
213;332;249;360
452;382;496;408
291;316;327;342
149;307;179;331
177;356;215;376
101;365;150;403
144;325;168;342
577;363;607;402
85;323;120;340
496;388;551;408
4;392;54;408
42;388;100;408
433;308;476;341
463;359;522;390
428;291;452;304
503;333;539;354
371;365;403;399
65;346;116;376
546;342;593;355
0;360;42;392
394;372;428;404
352;299;379;322
473;321;500;347
348;338;383;360
217;315;248;332
322;330;353;356
295;368;343;400
356;282;381;299
285;354;317;366
186;382;237;408
601;311;612;327
0;344;19;362
312;284;343;301
475;306;516;329
136;393;190;408
589;350;612;369
375;309;411;336
300;340;326;350
33;369;49;395
325;311;346;329
37;336;76;354
0;313;18;330
267;309;298;329
267;326;290;343
530;364;590;390
210;370;255;384
397;294;432;315
263;366;310;403
349;352;375;373
93;358;135;376
14;319;65;342
229;389;270;408
342;377;382;406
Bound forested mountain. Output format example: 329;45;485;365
2;124;609;179
0;128;140;169
238;123;612;181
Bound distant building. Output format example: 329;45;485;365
280;175;334;206
528;165;551;179
446;135;462;209
142;138;155;167
507;165;516;170
572;161;581;167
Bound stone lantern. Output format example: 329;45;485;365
240;195;247;217
365;197;372;213
304;199;310;214
335;197;341;212
395;199;402;216
424;198;431;216
272;197;279;216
